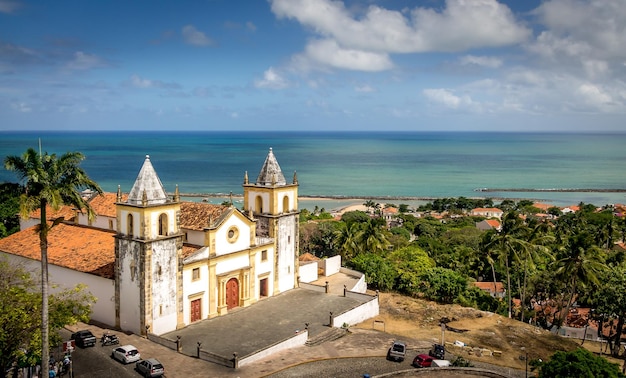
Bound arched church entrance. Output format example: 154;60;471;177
226;277;239;310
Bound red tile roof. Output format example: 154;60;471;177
89;192;128;217
0;223;115;279
179;202;231;230
473;281;505;294
29;204;77;222
486;219;501;228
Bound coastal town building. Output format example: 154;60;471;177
469;207;503;219
0;149;300;336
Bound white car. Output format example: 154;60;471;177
111;345;141;364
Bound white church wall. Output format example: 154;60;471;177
277;216;296;293
215;254;249;276
150;239;179;335
182;263;209;325
0;252;116;327
215;216;251;256
298;261;318;283
118;240;141;334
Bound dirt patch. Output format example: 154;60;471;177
354;292;581;371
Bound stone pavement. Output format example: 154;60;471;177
65;275;383;377
162;288;369;361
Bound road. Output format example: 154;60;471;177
58;329;139;378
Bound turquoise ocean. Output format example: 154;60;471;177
1;131;625;211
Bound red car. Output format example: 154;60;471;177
412;354;434;368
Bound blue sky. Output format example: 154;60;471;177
1;0;624;132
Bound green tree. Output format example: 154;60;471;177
418;267;468;304
333;222;362;260
589;264;626;356
555;230;606;327
0;258;95;377
539;348;625;378
0;183;22;237
359;218;390;254
348;253;396;291
4;148;102;371
481;211;530;318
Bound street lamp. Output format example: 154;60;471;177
521;347;528;378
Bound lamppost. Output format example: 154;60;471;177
521;347;528;378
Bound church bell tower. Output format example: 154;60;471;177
243;148;299;293
114;155;184;335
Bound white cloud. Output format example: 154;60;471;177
423;88;477;111
254;67;289;89
65;51;104;71
301;39;393;72
11;101;31;113
182;25;214;46
355;84;375;93
246;22;257;32
126;74;181;89
271;0;530;54
460;55;502;68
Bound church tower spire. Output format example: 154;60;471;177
242;148;299;294
115;155;183;336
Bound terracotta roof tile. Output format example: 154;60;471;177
179;202;230;230
89;192;128;217
0;223;115;279
486;219;501;228
473;281;505;294
182;244;202;259
29;204;77;222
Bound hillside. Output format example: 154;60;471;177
354;292;583;371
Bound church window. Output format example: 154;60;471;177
227;226;239;243
255;196;263;213
288;235;291;244
192;267;200;281
282;196;289;213
159;213;168;236
159;304;163;316
108;219;113;230
261;250;267;261
127;214;134;236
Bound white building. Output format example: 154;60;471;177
0;149;300;336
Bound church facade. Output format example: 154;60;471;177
0;149;300;336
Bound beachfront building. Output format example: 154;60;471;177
469;207;504;219
0;149;299;336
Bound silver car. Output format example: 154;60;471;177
111;345;141;364
136;358;165;377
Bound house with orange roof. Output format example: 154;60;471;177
473;281;506;299
0;150;308;336
475;219;501;231
561;205;580;214
469;207;504;219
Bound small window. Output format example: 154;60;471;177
159;213;168;236
127;214;134;236
261;250;267;261
108;219;114;230
227;226;239;243
159;304;163;316
192;267;200;281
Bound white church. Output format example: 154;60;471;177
0;148;300;336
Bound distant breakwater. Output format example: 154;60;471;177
475;188;626;193
176;193;518;202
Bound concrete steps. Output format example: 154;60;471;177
305;327;348;347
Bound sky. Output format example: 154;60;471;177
1;0;625;132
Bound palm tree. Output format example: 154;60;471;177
359;218;390;254
4;148;102;371
363;200;376;213
555;230;606;327
333;222;362;260
481;211;530;318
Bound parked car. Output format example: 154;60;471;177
386;341;406;362
111;345;141;364
412;354;434;368
70;330;97;348
429;343;445;359
432;359;451;367
136;358;164;377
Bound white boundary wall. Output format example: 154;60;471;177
0;252;116;327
